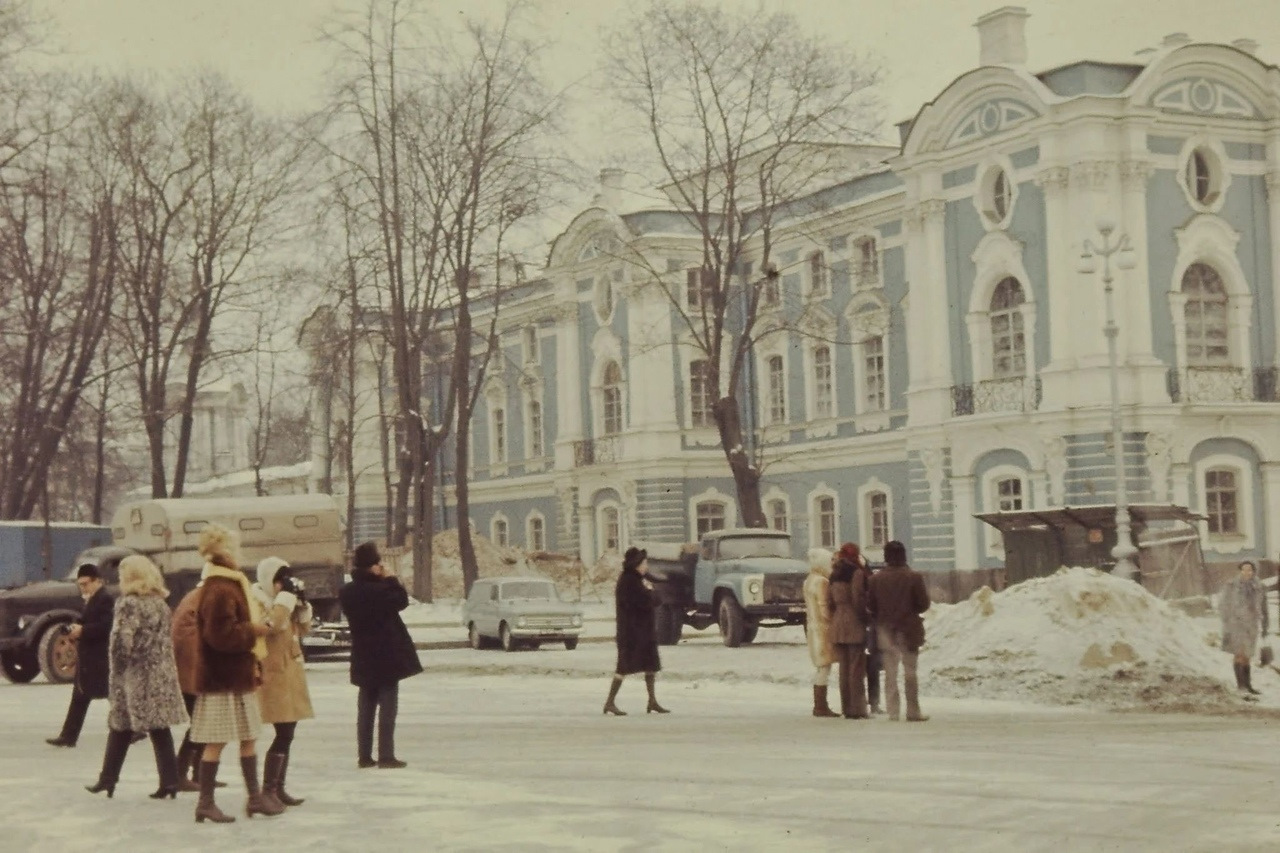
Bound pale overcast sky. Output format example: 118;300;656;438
30;0;1280;227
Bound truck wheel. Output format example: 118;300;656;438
499;623;516;652
38;624;77;684
742;621;760;644
655;605;683;646
564;638;579;650
717;596;746;648
0;649;38;683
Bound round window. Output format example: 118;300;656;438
1184;147;1222;207
981;166;1014;227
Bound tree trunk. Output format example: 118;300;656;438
713;396;765;527
413;456;434;603
454;423;477;595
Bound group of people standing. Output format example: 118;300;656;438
48;525;317;824
804;540;931;722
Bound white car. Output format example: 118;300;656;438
461;578;584;652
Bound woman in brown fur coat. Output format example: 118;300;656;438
188;524;279;824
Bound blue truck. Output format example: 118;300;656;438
641;529;809;647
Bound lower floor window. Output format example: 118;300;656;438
492;518;509;548
815;496;836;549
1205;468;1238;535
528;516;545;551
768;499;788;532
696;502;726;537
866;492;888;547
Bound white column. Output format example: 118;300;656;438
904;198;952;424
1261;463;1280;557
554;300;583;471
1118;160;1156;360
1035;166;1074;370
951;475;978;571
1266;171;1280;370
578;495;595;564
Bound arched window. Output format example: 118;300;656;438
1182;264;1229;366
695;501;726;537
527;515;545;551
491;516;509;548
768;498;788;532
491;407;506;463
528;399;543;457
862;336;886;411
599;506;620;553
990;277;1026;379
602;361;623;434
865;491;889;548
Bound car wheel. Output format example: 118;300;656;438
564;638;579;651
37;624;77;684
0;649;38;683
717;595;746;648
468;623;483;650
499;622;516;652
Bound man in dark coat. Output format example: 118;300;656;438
338;542;422;769
47;564;114;747
603;547;668;716
867;541;931;722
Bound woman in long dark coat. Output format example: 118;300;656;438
338;542;422;769
603;547;668;715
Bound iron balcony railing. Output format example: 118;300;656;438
1167;366;1279;403
951;376;1042;417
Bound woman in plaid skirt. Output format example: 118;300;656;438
188;524;279;824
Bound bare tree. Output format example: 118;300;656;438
603;1;881;526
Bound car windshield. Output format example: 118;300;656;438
501;581;555;601
716;537;791;560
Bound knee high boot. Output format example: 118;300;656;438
194;761;234;824
242;754;284;818
263;751;304;807
812;685;839;717
175;738;201;792
86;729;132;797
1243;664;1262;695
645;672;669;714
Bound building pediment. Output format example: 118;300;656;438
1126;44;1280;120
900;66;1055;158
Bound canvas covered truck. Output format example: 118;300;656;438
0;494;347;684
640;529;809;647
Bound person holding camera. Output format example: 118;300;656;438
339;543;421;769
252;557;314;807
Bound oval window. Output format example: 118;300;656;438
182;521;208;534
239;517;265;531
294;515;319;529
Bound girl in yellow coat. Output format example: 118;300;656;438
802;548;838;717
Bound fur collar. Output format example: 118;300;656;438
204;563;268;660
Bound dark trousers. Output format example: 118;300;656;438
834;643;868;717
357;683;399;762
866;647;883;708
57;685;93;743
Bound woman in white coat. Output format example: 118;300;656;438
802;548;838;717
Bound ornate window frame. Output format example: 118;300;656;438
973;154;1019;232
1176;135;1231;215
1194;454;1254;553
762;486;791;533
807;483;840;549
596;499;624;557
1169;217;1254;392
483;376;509;476
688;486;736;540
856;477;893;550
490;512;510;548
980;464;1028;558
754;325;790;432
589;329;626;438
526;511;546;552
520;372;546;470
966;233;1038;406
846;291;892;430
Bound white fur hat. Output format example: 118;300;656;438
255;556;291;587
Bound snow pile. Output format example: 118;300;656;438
920;567;1238;711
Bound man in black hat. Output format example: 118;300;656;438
46;564;114;747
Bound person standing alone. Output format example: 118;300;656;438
603;547;668;716
1220;560;1268;698
867;541;931;722
47;564;114;747
339;543;421;769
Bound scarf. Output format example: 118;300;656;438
204;563;268;661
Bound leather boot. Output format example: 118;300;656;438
812;685;839;718
1234;662;1246;690
242;754;284;817
194;761;234;823
86;729;132;798
263;751;304;807
175;739;200;792
603;675;626;715
644;673;670;714
1243;664;1262;696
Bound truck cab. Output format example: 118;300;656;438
644;529;809;647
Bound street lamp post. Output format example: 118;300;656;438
1077;218;1139;580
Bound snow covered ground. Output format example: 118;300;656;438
5;569;1279;851
2;632;1279;851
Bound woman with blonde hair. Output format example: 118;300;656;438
85;556;189;799
189;524;279;823
802;547;838;717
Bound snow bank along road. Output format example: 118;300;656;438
3;635;1279;853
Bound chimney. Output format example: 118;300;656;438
1232;38;1260;55
975;6;1031;66
595;168;624;212
1161;32;1192;48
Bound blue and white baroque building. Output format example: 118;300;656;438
322;10;1280;590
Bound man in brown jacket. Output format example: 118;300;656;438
867;540;931;722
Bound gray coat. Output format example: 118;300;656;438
1220;576;1269;657
107;595;190;733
